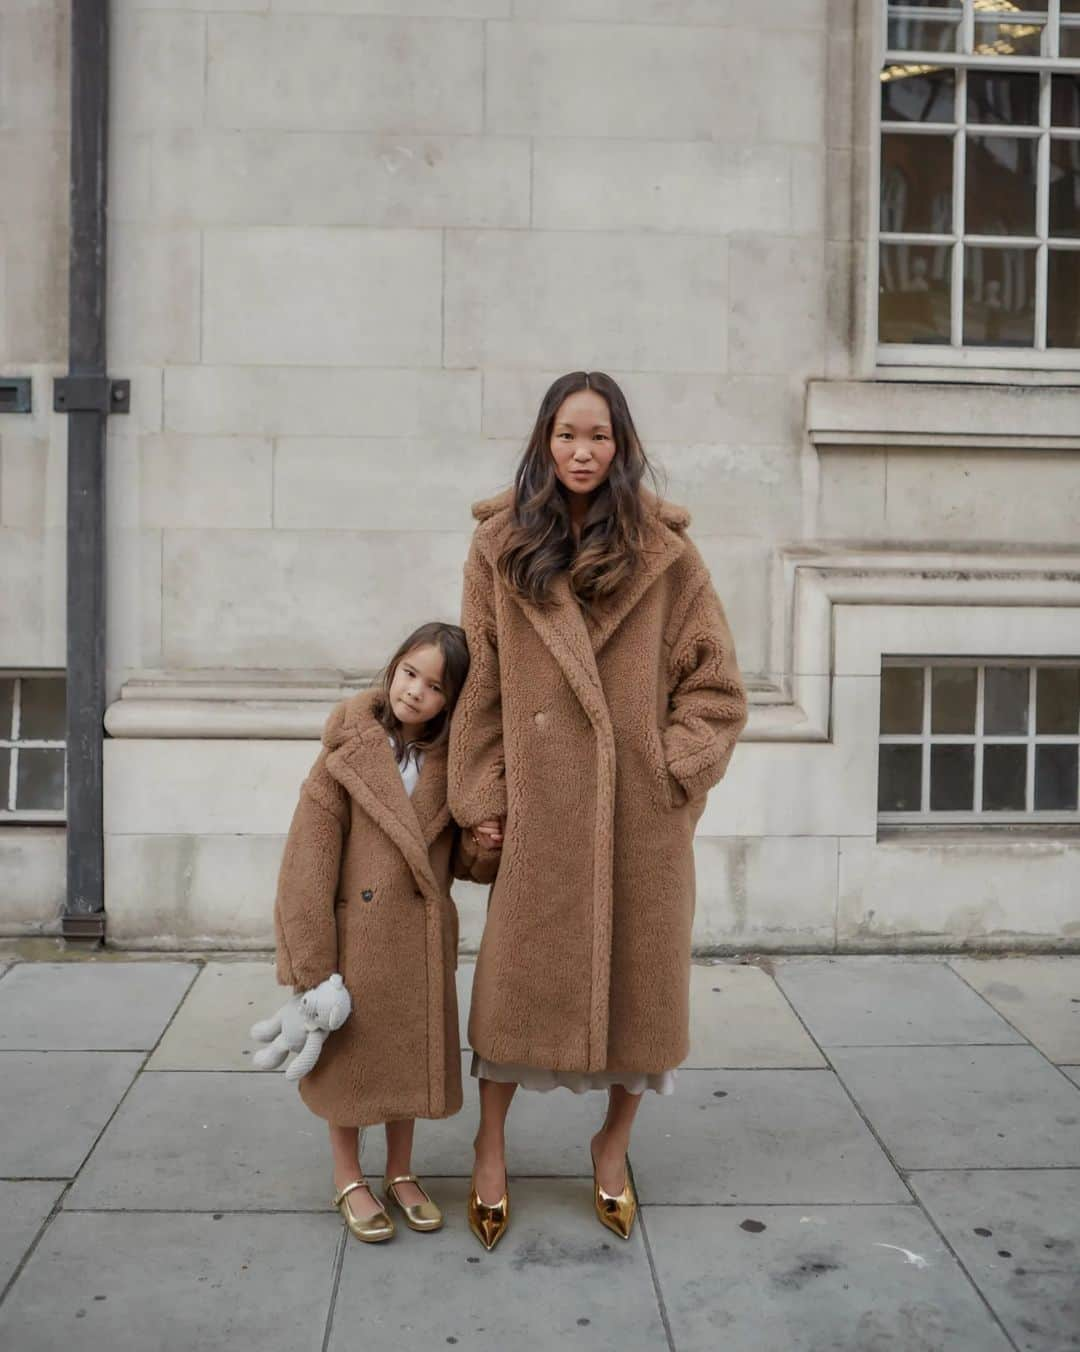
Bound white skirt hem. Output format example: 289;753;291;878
470;1052;677;1096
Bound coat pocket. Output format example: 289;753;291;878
646;722;684;811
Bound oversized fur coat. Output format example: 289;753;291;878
273;688;499;1127
448;488;748;1075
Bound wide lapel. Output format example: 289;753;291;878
325;723;442;901
582;512;686;656
510;574;613;740
410;741;451;847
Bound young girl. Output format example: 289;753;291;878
273;621;500;1243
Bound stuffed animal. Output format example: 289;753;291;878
249;973;352;1082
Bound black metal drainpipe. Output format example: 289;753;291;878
59;1;129;943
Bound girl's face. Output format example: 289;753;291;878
388;643;448;731
549;389;617;498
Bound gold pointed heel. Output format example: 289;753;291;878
332;1179;395;1243
383;1174;443;1232
590;1146;637;1241
467;1174;511;1252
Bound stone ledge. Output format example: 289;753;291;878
807;379;1080;449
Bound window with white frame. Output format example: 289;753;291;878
878;659;1080;822
878;0;1080;366
0;674;66;821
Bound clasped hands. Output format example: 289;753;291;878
471;817;504;849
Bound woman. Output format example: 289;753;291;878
449;371;748;1250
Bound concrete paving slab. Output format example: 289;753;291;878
0;1180;64;1290
0;1211;339;1352
0;1052;143;1178
66;1072;332;1212
644;1203;1013;1352
950;957;1080;1064
910;1169;1080;1352
0;962;198;1051
147;962;285;1071
773;957;1025;1047
1062;1066;1080;1089
829;1045;1080;1170
631;1069;909;1205
327;1178;667;1352
688;963;827;1068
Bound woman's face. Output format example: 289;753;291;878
549;389;617;498
388;643;448;730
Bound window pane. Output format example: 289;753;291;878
19;678;65;741
973;20;1047;59
879;243;952;344
1034;745;1079;810
983;744;1028;811
881;666;925;734
881;134;954;232
932;666;977;733
1063;25;1080;59
882;67;955;123
1049;141;1080;239
1036;667;1080;733
963;246;1036;347
15;748;65;811
0;748;9;810
886;18;960;53
967;71;1039;126
931;744;975;810
879;745;923;812
966;135;1037;236
1051;75;1080;128
1047;251;1080;347
984;666;1028;734
0;679;13;737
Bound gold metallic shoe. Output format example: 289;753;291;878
467;1174;511;1252
383;1174;443;1232
590;1147;637;1241
332;1179;395;1243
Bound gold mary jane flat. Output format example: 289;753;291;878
332;1179;395;1243
467;1175;511;1252
590;1147;637;1241
383;1174;444;1233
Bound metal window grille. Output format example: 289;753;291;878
0;674;67;822
877;0;1080;367
878;657;1080;824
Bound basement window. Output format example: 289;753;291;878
0;674;66;821
878;659;1080;824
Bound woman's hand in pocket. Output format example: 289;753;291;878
472;818;505;849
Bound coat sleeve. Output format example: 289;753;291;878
448;538;508;829
273;749;350;991
661;566;749;807
450;824;502;886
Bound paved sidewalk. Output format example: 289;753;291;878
0;951;1077;1351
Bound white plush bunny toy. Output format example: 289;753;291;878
249;974;351;1082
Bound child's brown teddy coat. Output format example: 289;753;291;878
274;688;498;1127
448;487;748;1076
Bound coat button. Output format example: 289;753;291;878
534;711;546;727
361;889;374;901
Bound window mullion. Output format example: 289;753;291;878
952;64;967;347
974;664;985;812
1026;666;1037;811
921;662;932;811
1036;63;1051;349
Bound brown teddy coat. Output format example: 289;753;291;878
273;688;499;1127
448;488;748;1075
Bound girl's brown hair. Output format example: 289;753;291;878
374;621;470;763
497;371;661;608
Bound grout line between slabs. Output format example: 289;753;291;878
946;963;1080;1090
637;1204;677;1352
320;1228;348;1352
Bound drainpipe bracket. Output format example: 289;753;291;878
61;912;106;944
53;376;130;415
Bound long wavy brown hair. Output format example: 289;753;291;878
373;621;470;763
497;371;662;608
